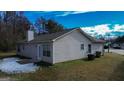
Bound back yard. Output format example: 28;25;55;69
0;52;124;81
0;51;16;59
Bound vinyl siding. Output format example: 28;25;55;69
17;43;38;60
53;30;92;63
17;43;53;63
92;43;104;55
17;30;104;64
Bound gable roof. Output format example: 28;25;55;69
77;28;105;43
18;28;105;44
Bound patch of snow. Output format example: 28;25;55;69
0;57;39;74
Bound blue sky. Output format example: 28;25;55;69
24;11;124;38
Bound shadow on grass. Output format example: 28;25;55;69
34;61;53;67
0;55;31;59
109;61;124;81
82;57;97;61
82;58;89;61
16;55;31;59
82;55;103;62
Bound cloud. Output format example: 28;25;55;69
71;11;89;14
113;24;124;32
56;11;89;16
81;24;124;38
81;24;112;35
56;12;72;16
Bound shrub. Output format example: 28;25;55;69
87;54;95;60
95;51;101;58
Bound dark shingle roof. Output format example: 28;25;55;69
18;28;105;44
18;30;70;44
32;31;69;43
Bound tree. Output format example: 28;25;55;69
34;17;64;34
115;35;124;43
0;11;31;51
45;19;64;34
34;17;46;33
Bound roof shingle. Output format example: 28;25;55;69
18;28;105;44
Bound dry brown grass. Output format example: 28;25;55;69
10;53;124;81
0;51;16;59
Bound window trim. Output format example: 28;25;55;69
43;45;51;57
81;44;84;50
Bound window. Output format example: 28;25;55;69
39;46;41;57
81;44;84;50
88;44;91;53
43;45;51;57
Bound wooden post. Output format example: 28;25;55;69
108;43;110;53
107;34;110;53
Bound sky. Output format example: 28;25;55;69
24;11;124;38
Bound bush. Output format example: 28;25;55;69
95;51;101;58
104;45;108;49
87;54;95;60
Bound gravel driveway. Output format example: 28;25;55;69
105;49;124;55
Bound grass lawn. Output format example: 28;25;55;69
0;51;16;59
0;52;124;81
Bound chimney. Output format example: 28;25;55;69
27;30;34;41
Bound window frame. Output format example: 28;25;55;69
81;44;84;50
43;45;51;57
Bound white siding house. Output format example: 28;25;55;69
120;43;124;49
112;43;124;49
17;28;105;64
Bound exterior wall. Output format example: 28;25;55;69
92;43;104;55
112;43;124;49
17;30;104;64
120;43;124;49
17;43;53;63
17;43;38;60
53;31;92;64
40;43;53;64
27;31;34;41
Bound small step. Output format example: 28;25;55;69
17;59;34;64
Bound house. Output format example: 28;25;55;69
112;43;124;49
120;43;124;49
17;28;105;64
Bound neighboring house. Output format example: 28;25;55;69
120;43;124;49
17;28;105;64
112;43;124;49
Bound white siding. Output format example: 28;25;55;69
41;43;53;64
92;43;104;55
17;43;53;63
17;43;38;60
17;30;104;64
27;31;34;41
120;43;124;49
53;31;92;63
